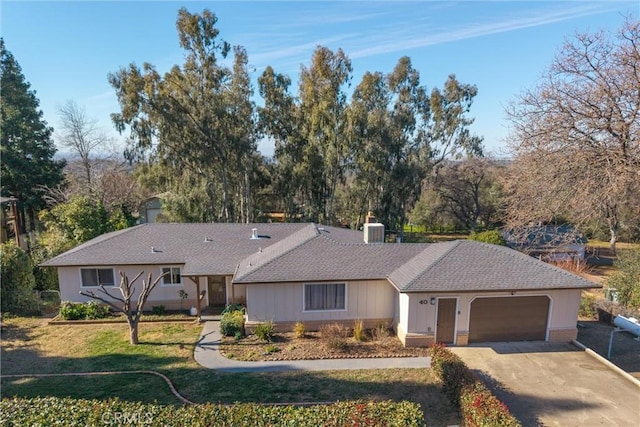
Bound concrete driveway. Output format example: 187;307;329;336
450;342;639;427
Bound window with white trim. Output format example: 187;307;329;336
304;283;346;311
81;268;115;287
162;267;181;285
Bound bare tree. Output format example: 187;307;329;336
504;18;640;253
80;271;166;344
57;100;110;188
431;158;503;232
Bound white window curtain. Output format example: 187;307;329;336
305;283;345;310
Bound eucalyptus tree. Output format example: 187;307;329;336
346;58;483;235
504;18;640;252
0;39;65;230
258;48;353;224
298;47;353;223
428;75;484;163
257;66;301;219
344;70;391;227
109;9;258;223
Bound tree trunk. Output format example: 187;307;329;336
127;318;139;345
606;204;618;255
609;225;617;256
222;171;230;222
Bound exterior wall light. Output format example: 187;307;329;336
430;297;436;305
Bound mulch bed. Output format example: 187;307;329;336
220;331;429;361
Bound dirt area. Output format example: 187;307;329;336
220;331;429;361
576;320;640;379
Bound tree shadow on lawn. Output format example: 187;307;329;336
2;348;462;426
171;366;462;426
1;325;461;426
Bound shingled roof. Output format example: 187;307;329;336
43;223;598;292
234;231;426;283
41;223;323;275
388;240;597;292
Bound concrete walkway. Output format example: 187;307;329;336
194;321;431;372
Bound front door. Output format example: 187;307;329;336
207;277;226;307
436;298;457;344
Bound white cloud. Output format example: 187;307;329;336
348;3;617;59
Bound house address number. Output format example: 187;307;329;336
419;300;429;305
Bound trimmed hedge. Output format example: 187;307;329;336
429;343;521;427
0;397;424;426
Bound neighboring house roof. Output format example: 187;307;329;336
388;240;596;292
503;225;587;251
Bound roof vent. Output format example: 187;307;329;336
150;246;162;253
203;236;213;242
250;228;259;239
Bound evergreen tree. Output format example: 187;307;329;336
0;39;65;231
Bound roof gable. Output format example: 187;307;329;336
388;240;596;292
233;234;427;284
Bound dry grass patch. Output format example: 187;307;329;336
0;317;201;375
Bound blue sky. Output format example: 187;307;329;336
2;1;637;157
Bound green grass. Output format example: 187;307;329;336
0;317;459;425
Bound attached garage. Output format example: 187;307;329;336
469;296;550;343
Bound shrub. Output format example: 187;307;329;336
594;298;640;324
265;344;280;354
320;323;349;351
220;310;245;337
0;241;37;314
59;301;110;320
0;397;424;427
549;258;592;276
370;322;390;341
606;248;640;309
460;382;521;427
294;321;306;338
83;301;110;319
59;301;85;320
152;305;166;315
221;303;244;314
429;343;521;426
468;230;507;246
254;320;275;342
579;294;596;319
353;319;366;341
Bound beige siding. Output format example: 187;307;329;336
245;280;395;324
400;289;583;346
57;265;207;310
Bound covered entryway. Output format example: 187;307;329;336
469;296;550;343
436;298;457;344
207;276;226;308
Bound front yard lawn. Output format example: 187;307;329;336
0;317;459;426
